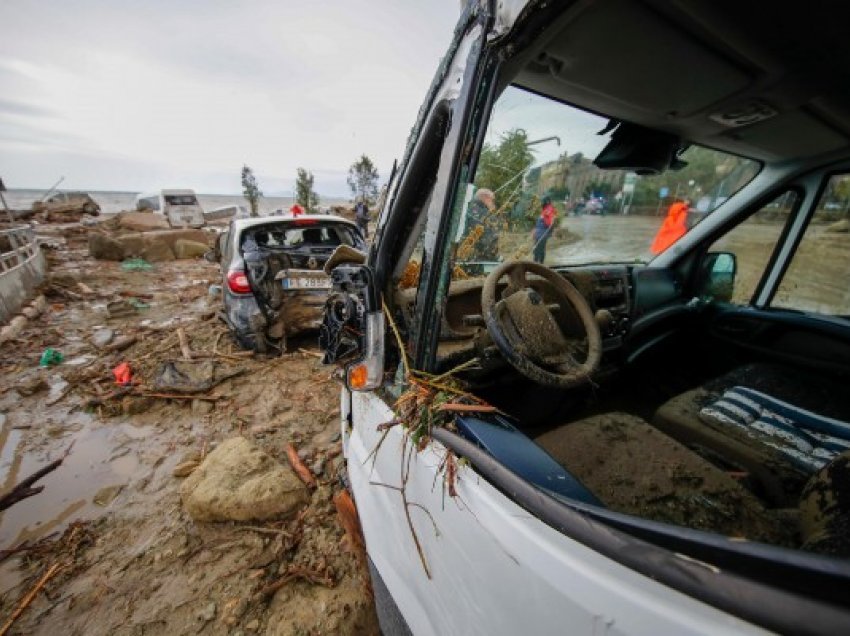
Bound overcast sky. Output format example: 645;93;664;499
0;0;460;196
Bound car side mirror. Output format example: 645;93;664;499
699;251;736;302
320;263;384;391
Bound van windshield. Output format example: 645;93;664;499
456;86;759;271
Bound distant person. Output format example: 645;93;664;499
460;188;499;262
532;195;557;264
650;198;690;254
354;200;370;238
290;203;305;217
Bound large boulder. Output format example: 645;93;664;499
118;211;170;232
140;239;175;262
180;437;308;522
89;233;125;261
173;239;209;259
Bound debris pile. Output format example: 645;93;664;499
0;220;379;634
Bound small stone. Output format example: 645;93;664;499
196;602;216;623
21;306;39;320
173;460;200;478
192;399;214;415
245;619;260;631
93;485;124;506
91;328;115;348
310;458;325;477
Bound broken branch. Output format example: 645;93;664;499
285;443;316;488
0;561;66;636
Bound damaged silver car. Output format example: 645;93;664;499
211;215;365;352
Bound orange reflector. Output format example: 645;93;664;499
348;363;369;389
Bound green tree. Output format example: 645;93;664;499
474;129;535;210
347;155;379;205
295;168;320;213
241;165;262;217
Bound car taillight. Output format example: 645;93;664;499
227;271;251;294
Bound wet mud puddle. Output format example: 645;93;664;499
0;410;154;590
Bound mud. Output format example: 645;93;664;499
536;412;797;545
0;227;378;634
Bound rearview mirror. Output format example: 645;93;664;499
699;251;736;302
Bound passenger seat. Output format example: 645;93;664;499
653;364;850;506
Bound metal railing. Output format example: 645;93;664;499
0;226;38;273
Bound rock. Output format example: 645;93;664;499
196;602;216;623
192;398;215;415
826;218;849;233
173;460;200;478
89;233;125;261
180;437;308;522
1;316;28;343
93;485;124;506
140;240;175;262
15;376;48;396
105;335;137;352
118;211;170;232
92;328;115;348
173;239;210;260
33;295;47;313
21;306;39;320
245;619;260;631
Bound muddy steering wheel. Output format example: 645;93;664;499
481;260;602;388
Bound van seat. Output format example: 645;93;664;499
653;364;850;506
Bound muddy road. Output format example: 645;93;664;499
0;226;378;635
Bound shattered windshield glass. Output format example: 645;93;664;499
455;86;759;270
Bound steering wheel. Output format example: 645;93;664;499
481;260;601;388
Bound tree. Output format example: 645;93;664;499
474;129;535;210
241;165;262;217
347;155;379;205
295;168;320;213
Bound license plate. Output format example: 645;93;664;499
281;276;331;290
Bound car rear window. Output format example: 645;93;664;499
241;223;360;249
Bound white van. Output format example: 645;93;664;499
134;189;205;228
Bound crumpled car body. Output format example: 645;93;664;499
214;215;365;352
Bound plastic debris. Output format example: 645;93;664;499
39;348;64;367
112;362;133;386
121;258;154;272
128;298;150;310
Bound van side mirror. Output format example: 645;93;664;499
320;263;384;391
698;251;736;302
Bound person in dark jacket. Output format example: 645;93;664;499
354;200;370;238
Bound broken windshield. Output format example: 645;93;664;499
455;86;759;270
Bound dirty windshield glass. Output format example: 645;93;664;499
456;86;759;269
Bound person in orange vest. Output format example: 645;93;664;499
650;198;689;254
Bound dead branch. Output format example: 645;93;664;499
436;402;498;413
285;443;316;488
177;328;193;360
0;561;66;635
0;445;73;512
239;525;292;538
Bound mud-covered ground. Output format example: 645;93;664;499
0;225;378;635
